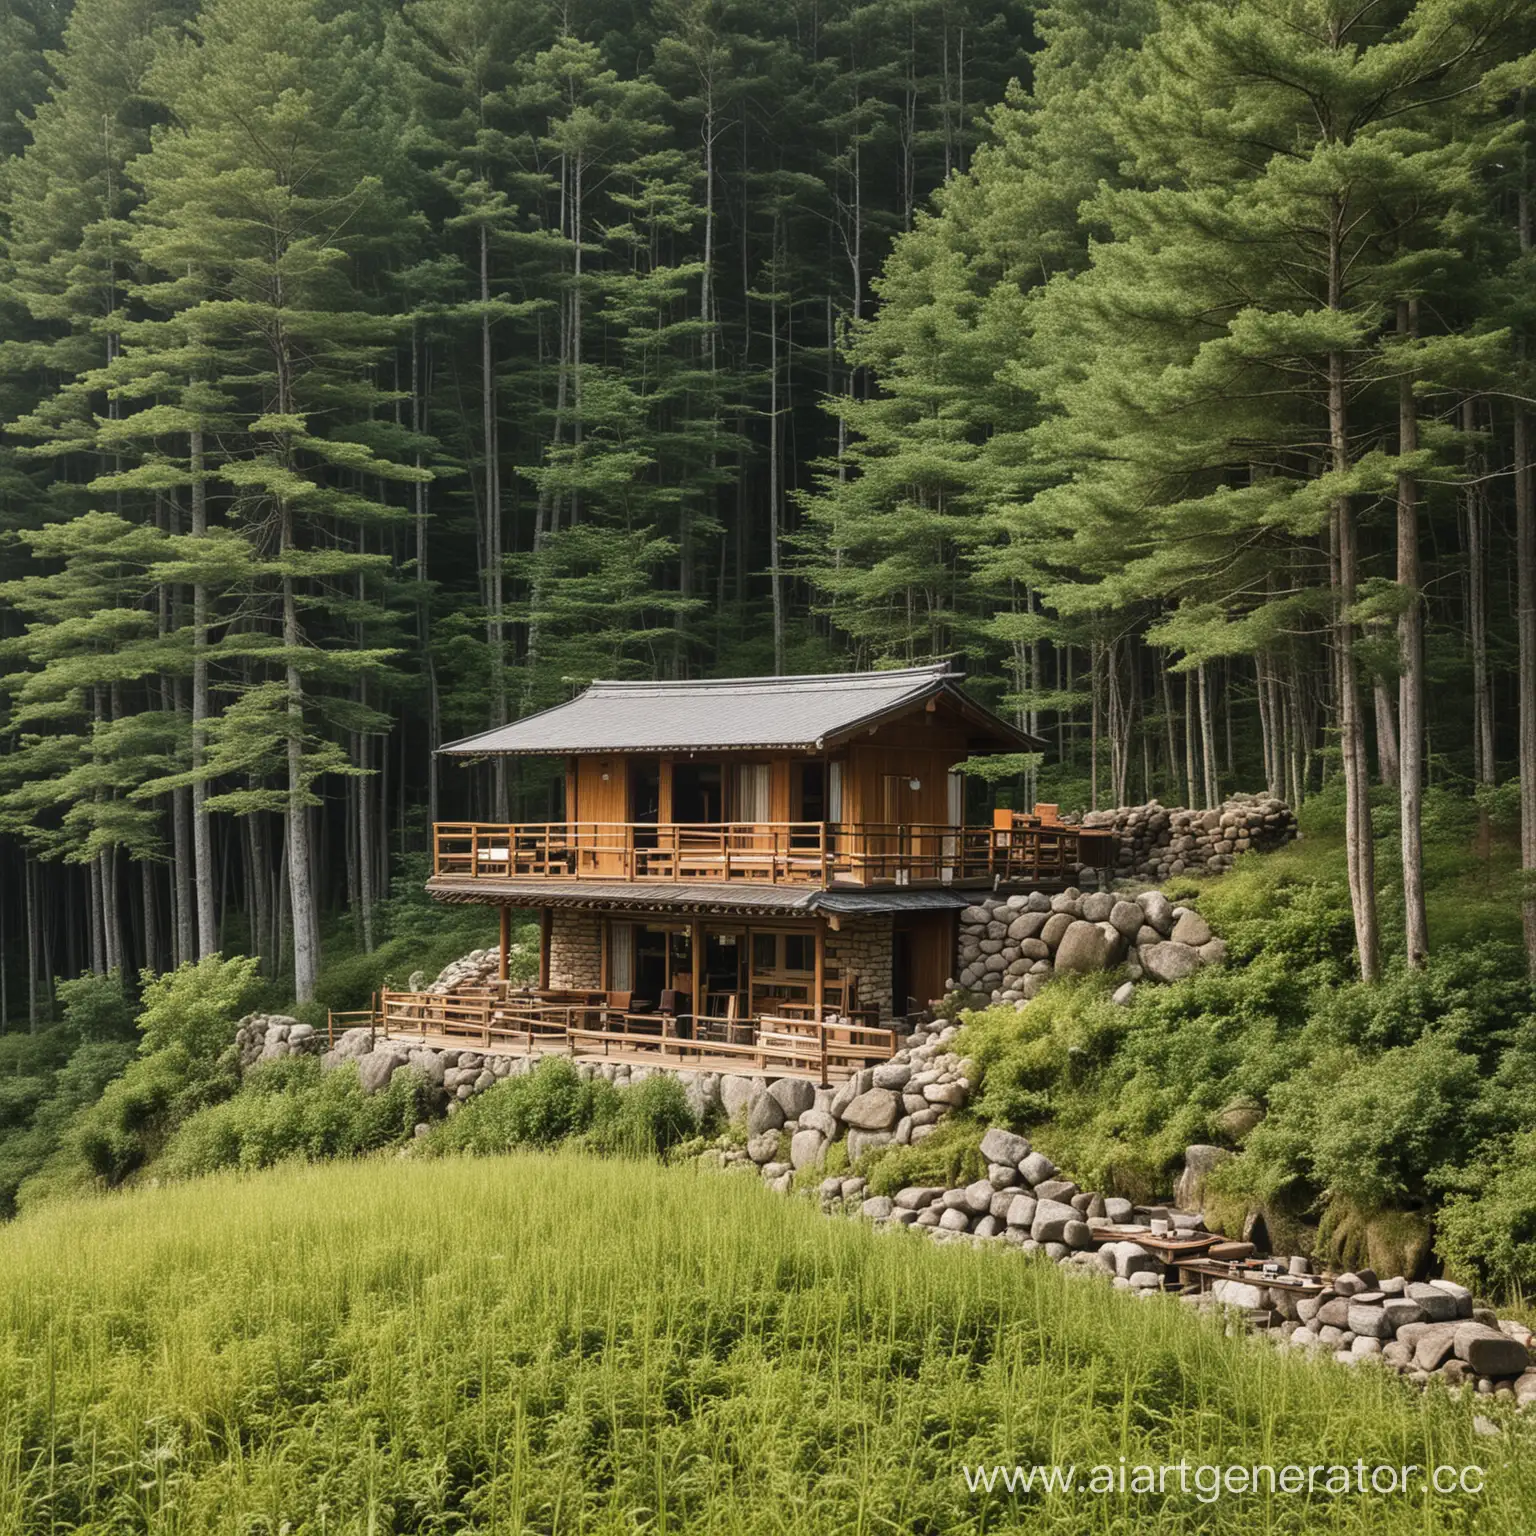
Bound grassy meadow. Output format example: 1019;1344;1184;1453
1;1154;1532;1534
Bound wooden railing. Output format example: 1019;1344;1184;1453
432;820;1108;886
368;986;900;1082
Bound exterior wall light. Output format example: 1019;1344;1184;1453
908;777;922;791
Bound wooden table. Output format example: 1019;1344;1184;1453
1089;1225;1223;1264
1174;1257;1328;1296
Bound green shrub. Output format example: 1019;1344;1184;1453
1436;1132;1536;1296
426;1058;620;1154
12;956;262;1209
862;1117;984;1196
54;971;137;1042
583;1073;698;1158
157;1059;428;1178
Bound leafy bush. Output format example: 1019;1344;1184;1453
157;1058;428;1178
583;1074;698;1158
14;956;261;1209
1436;1132;1536;1295
862;1117;985;1197
426;1058;619;1154
54;971;137;1042
425;1060;698;1160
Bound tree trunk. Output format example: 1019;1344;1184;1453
1517;143;1536;979
190;417;217;957
1397;299;1428;968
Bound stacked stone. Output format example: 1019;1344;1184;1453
422;948;501;994
954;888;1227;1008
852;1125;1180;1291
1079;794;1296;882
234;1013;320;1070
547;910;602;989
824;916;894;1019
709;1018;973;1192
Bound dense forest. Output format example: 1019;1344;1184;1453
0;0;1533;1010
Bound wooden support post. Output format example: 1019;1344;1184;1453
499;905;511;982
539;907;552;989
690;917;703;1030
814;919;826;1023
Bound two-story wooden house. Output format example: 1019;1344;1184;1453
370;665;1107;1080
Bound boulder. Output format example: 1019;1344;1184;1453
939;1208;972;1232
1019;1151;1057;1186
842;1088;901;1132
1062;1219;1093;1250
747;1093;786;1136
1112;981;1136;1007
1054;920;1114;974
746;1131;781;1164
1080;892;1115;922
861;1196;894;1221
1211;1279;1266;1310
1173;1144;1231;1212
1170;910;1213;947
1346;1305;1392;1340
768;1077;816;1117
1033;1178;1079;1203
871;1061;911;1092
1427;1279;1474;1318
789;1128;828;1171
1104;1197;1134;1223
894;1186;944;1210
1137;890;1175;934
1040;912;1076;948
963;1179;996;1216
1005;1194;1038;1228
1030;1198;1079;1244
719;1074;757;1121
846;1128;893;1162
1109;899;1145;937
357;1050;408;1095
1140;941;1201;983
1454;1324;1530;1378
979;1127;1031;1167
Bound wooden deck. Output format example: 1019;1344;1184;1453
331;988;902;1083
433;818;1113;888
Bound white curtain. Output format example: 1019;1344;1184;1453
828;761;844;824
943;771;964;878
609;921;634;991
735;762;770;823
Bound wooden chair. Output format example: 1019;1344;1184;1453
1032;802;1061;824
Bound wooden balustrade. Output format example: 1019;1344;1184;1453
431;819;1103;886
364;987;899;1081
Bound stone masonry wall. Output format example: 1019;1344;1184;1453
1079;793;1297;881
548;908;603;988
825;915;893;1021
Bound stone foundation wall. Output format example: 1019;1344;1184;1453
826;916;894;1020
1080;793;1297;881
548;909;603;988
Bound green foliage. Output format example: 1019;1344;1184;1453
53;970;137;1042
424;1058;699;1161
13;955;260;1207
2;1155;1533;1531
156;1058;427;1178
862;1115;985;1197
425;1057;618;1155
1437;1133;1536;1297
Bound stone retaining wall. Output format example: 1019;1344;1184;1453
954;887;1226;1009
1080;793;1297;881
826;916;893;1020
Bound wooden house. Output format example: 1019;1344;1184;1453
367;665;1110;1080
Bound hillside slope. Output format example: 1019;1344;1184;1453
1;1155;1531;1533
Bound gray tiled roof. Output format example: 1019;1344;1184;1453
439;664;1041;756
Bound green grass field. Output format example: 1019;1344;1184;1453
1;1155;1531;1534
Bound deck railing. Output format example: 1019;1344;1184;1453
431;819;1107;886
365;986;900;1082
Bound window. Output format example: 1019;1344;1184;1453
751;930;816;976
783;934;815;974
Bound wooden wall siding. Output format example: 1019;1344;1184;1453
895;911;955;1012
845;745;964;828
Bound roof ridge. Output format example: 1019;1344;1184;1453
587;663;957;693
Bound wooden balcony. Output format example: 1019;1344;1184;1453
340;986;901;1083
432;818;1112;888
